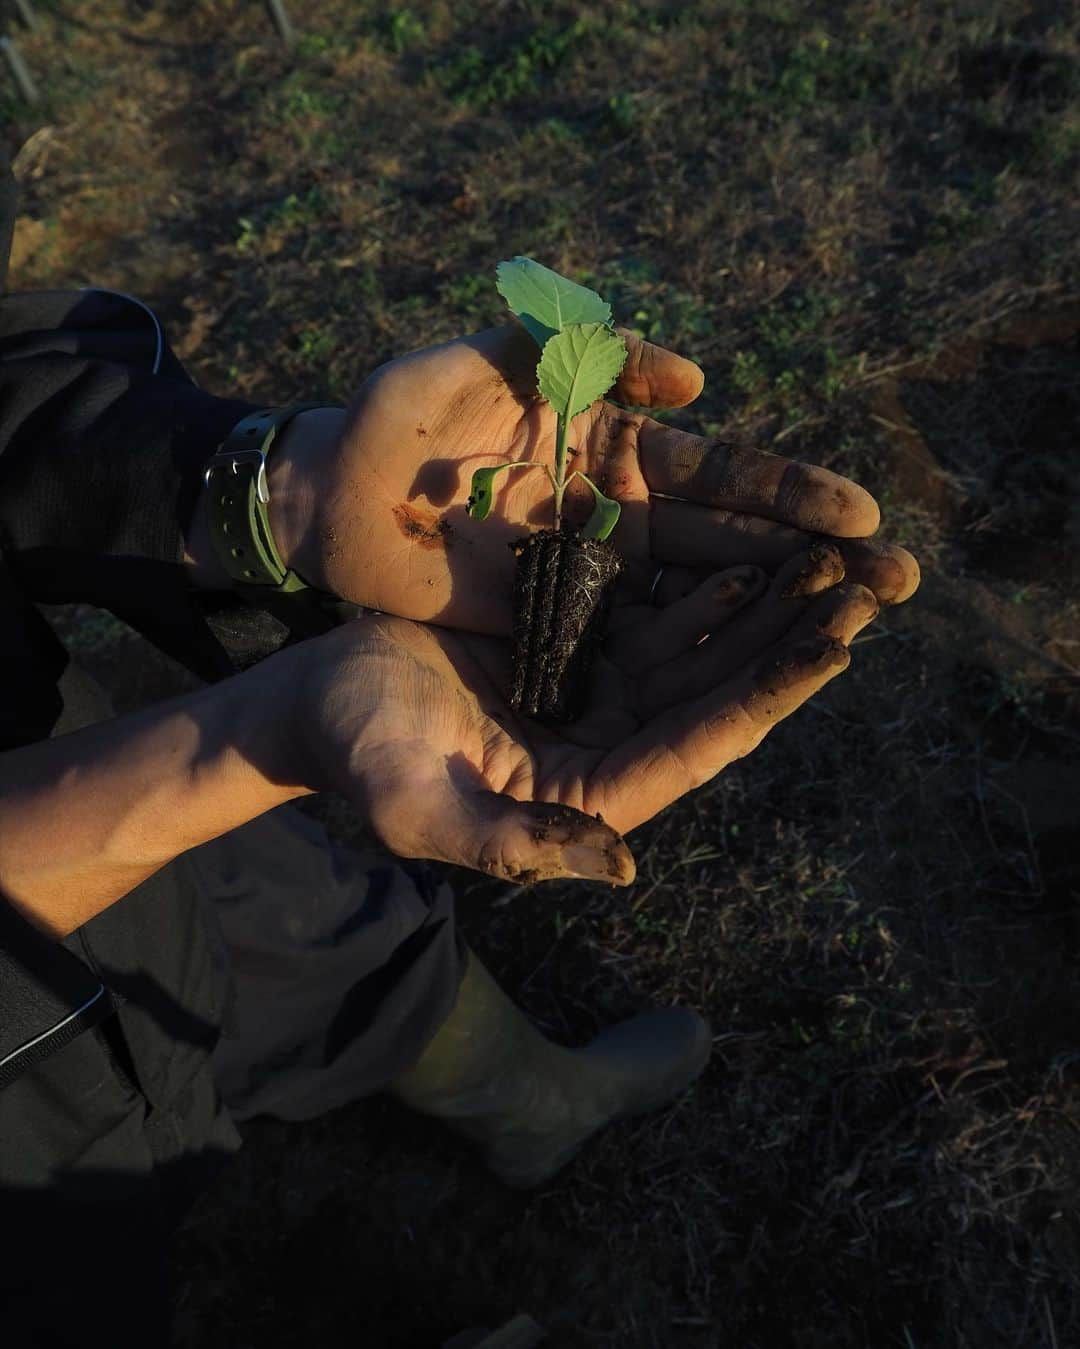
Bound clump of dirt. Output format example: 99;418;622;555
509;530;622;723
392;502;454;549
504;866;540;886
780;541;846;598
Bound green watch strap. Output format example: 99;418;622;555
204;403;328;591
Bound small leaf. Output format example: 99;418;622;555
496;256;611;349
579;474;622;542
466;461;540;520
536;323;628;423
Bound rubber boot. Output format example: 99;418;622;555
387;949;712;1189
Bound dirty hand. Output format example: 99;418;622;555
268;325;919;634
287;541;876;884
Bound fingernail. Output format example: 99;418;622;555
771;635;850;681
564;843;631;884
730;566;765;593
781;544;846;598
801;636;851;670
740;566;768;596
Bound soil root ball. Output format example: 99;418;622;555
509;529;622;723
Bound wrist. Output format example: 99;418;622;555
266;406;348;593
185;404;347;593
216;650;317;802
256;619;385;801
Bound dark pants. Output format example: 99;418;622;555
1;801;465;1348
203;806;465;1122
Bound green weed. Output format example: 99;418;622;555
279;83;343;123
384;7;426;54
436;18;590;108
234;188;330;256
439;271;493;324
295;327;334;365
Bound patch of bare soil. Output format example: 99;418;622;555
875;307;1080;693
874;307;1080;1058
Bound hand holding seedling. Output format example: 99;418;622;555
268;258;919;644
6;532;878;936
287;538;876;886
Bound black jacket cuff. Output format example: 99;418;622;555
0;898;115;1090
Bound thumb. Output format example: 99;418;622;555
443;789;635;887
373;763;636;886
612;330;705;409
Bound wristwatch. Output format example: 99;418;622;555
202;402;329;592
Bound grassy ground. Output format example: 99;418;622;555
5;1;1080;1344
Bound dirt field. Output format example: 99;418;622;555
4;2;1079;1345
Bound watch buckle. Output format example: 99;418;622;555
204;448;270;504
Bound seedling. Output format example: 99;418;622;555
466;257;630;723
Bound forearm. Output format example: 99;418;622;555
0;659;311;938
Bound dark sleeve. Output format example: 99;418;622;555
0;283;258;587
0;157;286;677
0;899;114;1091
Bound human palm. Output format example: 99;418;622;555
296;540;878;885
308;325;919;635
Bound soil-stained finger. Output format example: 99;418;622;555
588;635;851;833
611;330;705;408
425;788;636;887
639;544;845;713
783;581;880;648
489;798;635;886
640;425;880;536
610;565;767;676
650;499;920;604
838;538;920;605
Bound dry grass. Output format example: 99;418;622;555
7;1;1080;1345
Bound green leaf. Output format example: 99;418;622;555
536;323;628;423
579;473;622;542
466;461;540;520
496;256;611;349
517;312;561;350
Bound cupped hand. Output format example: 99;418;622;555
273;325;919;634
287;543;879;886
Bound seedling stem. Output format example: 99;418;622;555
467;257;628;541
553;415;572;529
